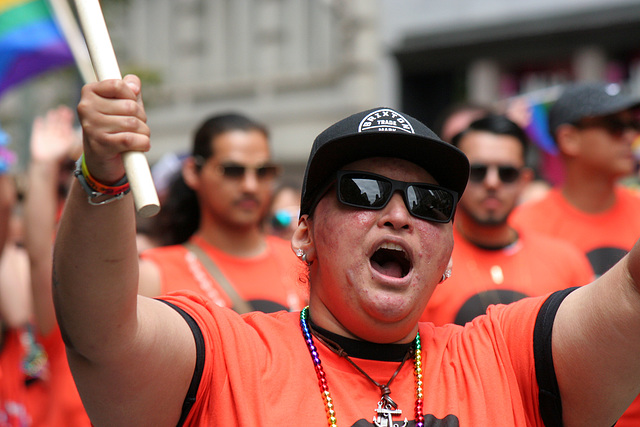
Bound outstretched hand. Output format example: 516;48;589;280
76;74;150;185
30;105;79;164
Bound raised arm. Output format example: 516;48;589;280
52;76;195;426
0;174;14;260
24;105;77;335
0;172;28;328
553;238;640;426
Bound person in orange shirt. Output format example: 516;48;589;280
23;106;91;426
422;115;594;326
0;161;43;426
511;81;640;427
52;76;640;427
138;113;305;313
511;82;640;277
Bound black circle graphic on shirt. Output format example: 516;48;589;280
586;247;628;277
454;290;528;326
350;413;460;426
248;299;288;313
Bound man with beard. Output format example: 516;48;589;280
138;113;305;313
422;115;593;326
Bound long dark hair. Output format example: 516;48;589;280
152;113;270;246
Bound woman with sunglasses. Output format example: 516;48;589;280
53;75;640;427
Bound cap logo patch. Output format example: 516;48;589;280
358;108;415;134
605;83;621;96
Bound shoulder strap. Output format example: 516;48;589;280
182;242;253;314
534;286;578;427
156;300;204;427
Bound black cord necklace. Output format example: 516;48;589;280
309;323;414;425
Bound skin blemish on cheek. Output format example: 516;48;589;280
353;211;374;227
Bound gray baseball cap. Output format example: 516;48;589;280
548;82;640;136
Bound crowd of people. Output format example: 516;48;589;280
0;75;638;426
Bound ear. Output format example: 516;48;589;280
517;166;534;194
517;167;535;189
291;214;316;263
554;124;581;157
182;157;200;191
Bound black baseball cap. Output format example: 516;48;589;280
548;82;640;136
300;107;470;216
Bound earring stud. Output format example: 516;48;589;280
295;249;312;265
440;268;452;283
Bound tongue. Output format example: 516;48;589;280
371;259;403;278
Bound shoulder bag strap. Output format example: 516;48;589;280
182;242;253;314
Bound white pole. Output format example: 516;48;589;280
72;0;160;218
46;0;96;84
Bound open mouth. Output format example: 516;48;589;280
370;242;411;279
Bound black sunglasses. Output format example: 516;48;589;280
573;115;640;137
336;171;458;223
216;163;279;180
194;156;280;180
468;164;521;184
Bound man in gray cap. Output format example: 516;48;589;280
513;81;640;275
512;81;640;426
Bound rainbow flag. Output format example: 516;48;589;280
0;0;74;98
522;99;557;155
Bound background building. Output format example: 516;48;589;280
1;0;639;186
387;0;640;129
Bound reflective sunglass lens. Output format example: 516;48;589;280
340;177;390;208
338;172;456;223
407;186;453;222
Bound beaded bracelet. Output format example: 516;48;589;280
74;154;130;205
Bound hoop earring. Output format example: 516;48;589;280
295;249;312;265
439;268;452;284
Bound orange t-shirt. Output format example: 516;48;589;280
141;235;307;312
1;326;91;427
158;290;566;426
422;227;594;326
511;186;640;276
0;328;42;426
511;186;640;427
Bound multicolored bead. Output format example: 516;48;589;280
300;307;424;427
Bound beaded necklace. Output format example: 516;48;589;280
300;307;425;427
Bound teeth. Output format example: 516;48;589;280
379;242;405;253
